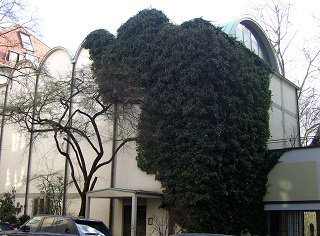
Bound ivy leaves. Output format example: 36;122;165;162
84;9;272;235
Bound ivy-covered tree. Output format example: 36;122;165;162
84;9;169;105
84;9;274;235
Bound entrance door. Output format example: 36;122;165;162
123;206;146;236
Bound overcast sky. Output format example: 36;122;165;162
30;0;319;53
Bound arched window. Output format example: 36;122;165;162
235;23;270;65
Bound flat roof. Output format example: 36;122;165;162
86;187;163;199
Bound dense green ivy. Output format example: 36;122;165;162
84;9;276;235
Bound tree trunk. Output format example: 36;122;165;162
78;194;86;217
168;210;175;235
316;211;320;236
78;181;91;217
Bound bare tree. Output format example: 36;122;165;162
1;64;137;216
148;212;182;236
0;0;39;30
30;169;72;215
299;87;320;145
250;0;297;77
250;0;320;145
297;40;320;145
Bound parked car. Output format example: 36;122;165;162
170;234;233;236
1;215;112;236
0;222;12;233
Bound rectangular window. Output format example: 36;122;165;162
19;32;34;51
8;51;20;64
33;197;56;215
39;198;45;213
32;198;39;216
25;54;39;64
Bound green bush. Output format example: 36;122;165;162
0;187;22;223
19;215;30;224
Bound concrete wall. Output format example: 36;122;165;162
268;72;299;149
264;147;320;211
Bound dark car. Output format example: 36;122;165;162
170;234;233;236
0;222;12;233
1;215;111;236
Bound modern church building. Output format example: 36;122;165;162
0;16;319;236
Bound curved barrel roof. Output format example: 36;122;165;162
220;17;280;74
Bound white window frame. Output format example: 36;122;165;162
19;32;34;51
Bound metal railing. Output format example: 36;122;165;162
267;135;320;150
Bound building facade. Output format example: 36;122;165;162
0;25;51;218
0;18;313;236
0;24;50;68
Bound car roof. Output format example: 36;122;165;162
33;215;101;222
170;234;233;236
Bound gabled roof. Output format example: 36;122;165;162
0;24;50;66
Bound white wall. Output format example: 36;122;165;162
265;147;320;210
268;72;299;149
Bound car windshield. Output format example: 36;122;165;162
25;216;43;232
74;220;111;236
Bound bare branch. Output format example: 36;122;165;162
1;64;137;216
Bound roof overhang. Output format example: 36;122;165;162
85;188;163;236
86;187;163;199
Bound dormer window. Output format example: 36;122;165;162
19;32;34;51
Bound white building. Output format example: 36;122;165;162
1;18;312;236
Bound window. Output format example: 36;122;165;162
39;217;55;233
19;32;34;51
54;218;74;234
32;197;53;215
243;27;252;49
251;33;259;54
39;198;45;213
0;222;11;231
8;51;22;64
32;198;38;215
235;24;270;64
25;216;43;232
25;54;39;64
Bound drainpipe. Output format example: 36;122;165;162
295;88;301;147
0;81;10;165
62;60;76;215
109;102;118;233
24;69;41;215
111;102;118;188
